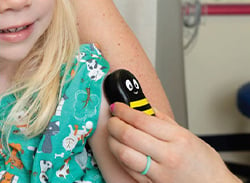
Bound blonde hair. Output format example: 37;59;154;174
1;0;80;143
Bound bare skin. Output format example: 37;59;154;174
0;61;18;94
72;0;173;117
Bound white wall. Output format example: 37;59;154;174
185;16;250;135
184;16;250;164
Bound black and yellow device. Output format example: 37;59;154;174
104;69;155;116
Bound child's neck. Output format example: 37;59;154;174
0;61;19;95
0;78;11;95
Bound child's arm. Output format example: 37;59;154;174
88;92;149;182
72;0;173;117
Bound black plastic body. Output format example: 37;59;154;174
104;69;155;116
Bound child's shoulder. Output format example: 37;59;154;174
78;43;103;56
77;43;108;66
73;43;110;81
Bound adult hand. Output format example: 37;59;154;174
107;102;241;183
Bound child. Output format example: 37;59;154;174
0;0;136;182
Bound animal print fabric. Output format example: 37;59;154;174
0;44;109;183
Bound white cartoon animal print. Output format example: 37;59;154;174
62;122;93;151
55;153;64;159
56;157;71;179
76;44;106;81
74;181;92;183
84;59;106;81
39;160;52;183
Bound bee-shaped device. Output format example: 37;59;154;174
104;69;155;116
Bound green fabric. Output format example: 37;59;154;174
0;44;109;183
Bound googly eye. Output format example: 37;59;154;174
133;79;140;89
125;79;133;91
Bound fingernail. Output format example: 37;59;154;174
110;103;115;113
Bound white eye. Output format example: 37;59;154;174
133;79;140;89
125;79;133;91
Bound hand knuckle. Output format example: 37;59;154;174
177;130;191;146
118;146;129;163
166;153;181;169
107;117;118;131
120;126;132;144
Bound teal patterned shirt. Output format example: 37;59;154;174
0;44;109;183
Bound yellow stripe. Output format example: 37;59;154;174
144;108;155;116
130;98;148;108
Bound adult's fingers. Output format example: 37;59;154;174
110;102;178;142
107;116;168;162
108;134;160;182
